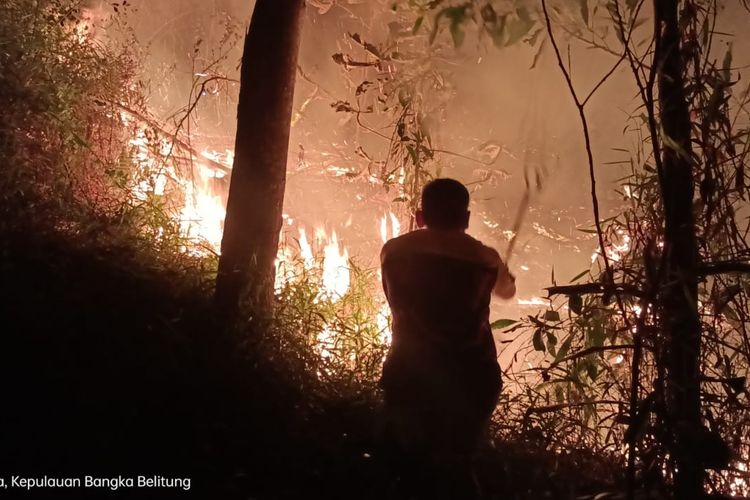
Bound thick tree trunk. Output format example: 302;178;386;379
214;0;305;316
655;1;703;497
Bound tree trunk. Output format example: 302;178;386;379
214;0;305;317
655;1;703;497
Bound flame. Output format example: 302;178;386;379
179;163;226;251
321;230;350;300
379;211;401;243
591;229;632;264
376;300;393;347
298;227;315;270
122;122;394;368
273;226;351;302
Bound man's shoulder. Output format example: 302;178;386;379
381;230;499;268
380;231;420;263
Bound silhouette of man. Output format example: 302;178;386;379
379;178;516;498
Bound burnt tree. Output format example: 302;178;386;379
655;0;702;497
215;0;305;316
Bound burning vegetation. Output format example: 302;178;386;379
3;0;750;498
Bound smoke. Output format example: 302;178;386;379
112;0;749;323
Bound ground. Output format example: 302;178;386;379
0;229;617;499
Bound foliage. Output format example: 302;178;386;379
496;0;750;496
257;255;390;402
0;0;132;223
329;1;542;227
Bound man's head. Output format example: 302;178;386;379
416;178;470;231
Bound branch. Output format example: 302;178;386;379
545;283;645;298
540;0;616;288
105;100;231;174
526;400;623;415
545;344;636;371
698;261;750;276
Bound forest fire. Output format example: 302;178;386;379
127;128;351;301
5;0;750;497
122;107;398;371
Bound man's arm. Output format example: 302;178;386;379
493;259;516;299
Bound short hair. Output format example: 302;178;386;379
420;178;470;229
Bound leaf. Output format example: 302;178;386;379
701;13;709;48
532;328;545;352
546;331;558;347
398;88;411;107
491;319;519;330
544;310;561;322
722;43;733;83
504;7;534;47
428;9;445;45
660;127;691;162
555;335;573;362
578;0;588;25
526;28;544;47
725;376;746;395
585;360;599;382
412;16;424;34
589;322;605;348
529;38;546;69
69;131;90;148
569;269;589;283
447;7;468;48
490;16;507;48
569;294;583;314
480;4;497;25
406;145;419;166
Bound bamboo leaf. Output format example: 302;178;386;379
491;318;519;330
569;294;583;314
569;270;589;283
412;16;424;34
555;334;573;362
544;310;561;322
533;327;545;351
578;0;589;25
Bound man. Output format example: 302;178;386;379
380;178;516;498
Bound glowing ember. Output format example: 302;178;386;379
591;229;632;264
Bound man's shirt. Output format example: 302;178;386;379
380;228;512;368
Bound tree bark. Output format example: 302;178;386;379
215;0;305;317
655;1;703;497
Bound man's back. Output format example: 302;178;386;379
380;228;501;366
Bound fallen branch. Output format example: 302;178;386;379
103;100;232;175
